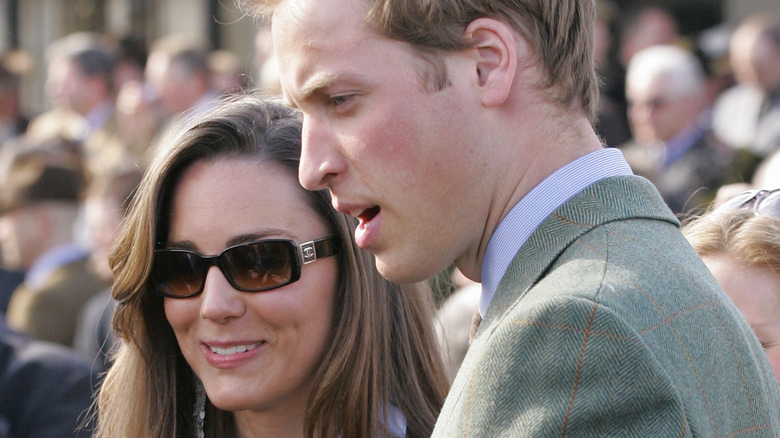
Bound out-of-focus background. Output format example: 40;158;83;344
0;0;776;115
1;0;260;115
0;0;779;398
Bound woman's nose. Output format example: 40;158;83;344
199;266;246;323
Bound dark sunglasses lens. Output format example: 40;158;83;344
224;241;295;291
153;251;206;297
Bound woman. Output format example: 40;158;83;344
94;95;448;437
683;188;780;384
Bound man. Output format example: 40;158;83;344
247;0;780;435
712;16;780;167
27;33;127;179
141;35;220;160
621;45;733;214
1;142;109;346
144;35;219;123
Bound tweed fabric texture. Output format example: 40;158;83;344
433;176;780;437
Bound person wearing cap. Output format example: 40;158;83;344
0;140;110;346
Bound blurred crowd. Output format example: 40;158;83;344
0;27;281;437
0;1;778;435
0;29;277;350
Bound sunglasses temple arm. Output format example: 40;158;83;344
302;237;341;264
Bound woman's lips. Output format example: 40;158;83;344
202;341;265;368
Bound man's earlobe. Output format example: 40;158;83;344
465;18;519;107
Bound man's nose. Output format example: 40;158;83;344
298;115;346;191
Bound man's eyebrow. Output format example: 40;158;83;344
297;72;338;102
282;76;332;110
296;72;361;103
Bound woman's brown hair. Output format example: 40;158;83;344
94;94;448;437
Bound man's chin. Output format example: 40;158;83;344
375;256;437;285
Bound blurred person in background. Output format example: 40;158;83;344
712;15;780;174
109;33;161;161
683;188;780;384
142;34;220;162
145;35;219;123
112;35;166;163
0;57;30;313
754;149;780;190
27;32;127;179
110;33;147;92
0;314;97;438
713;146;780;207
617;5;680;70
0;53;31;146
0;268;24;316
207;50;249;97
621;44;733;215
73;164;144;370
599;4;681;144
1;140;109;346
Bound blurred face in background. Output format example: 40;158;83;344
46;57;102;116
0;206;46;271
145;52;206;117
84;194;124;281
627;75;698;143
731;30;780;92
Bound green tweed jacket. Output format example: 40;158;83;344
433;176;780;437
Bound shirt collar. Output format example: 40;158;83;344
479;147;633;316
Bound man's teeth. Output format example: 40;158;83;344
209;343;260;355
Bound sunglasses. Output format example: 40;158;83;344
714;188;780;218
151;237;341;298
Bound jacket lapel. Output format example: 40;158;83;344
479;176;678;334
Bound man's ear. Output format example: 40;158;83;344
464;18;520;107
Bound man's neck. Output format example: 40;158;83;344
457;106;603;282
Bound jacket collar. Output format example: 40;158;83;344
481;176;678;329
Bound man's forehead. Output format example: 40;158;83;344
272;0;379;98
272;0;368;33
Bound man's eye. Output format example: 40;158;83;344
329;95;351;107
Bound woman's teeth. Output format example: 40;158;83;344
209;343;260;355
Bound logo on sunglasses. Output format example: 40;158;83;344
302;242;317;264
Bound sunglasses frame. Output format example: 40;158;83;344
151;236;341;298
716;188;780;218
